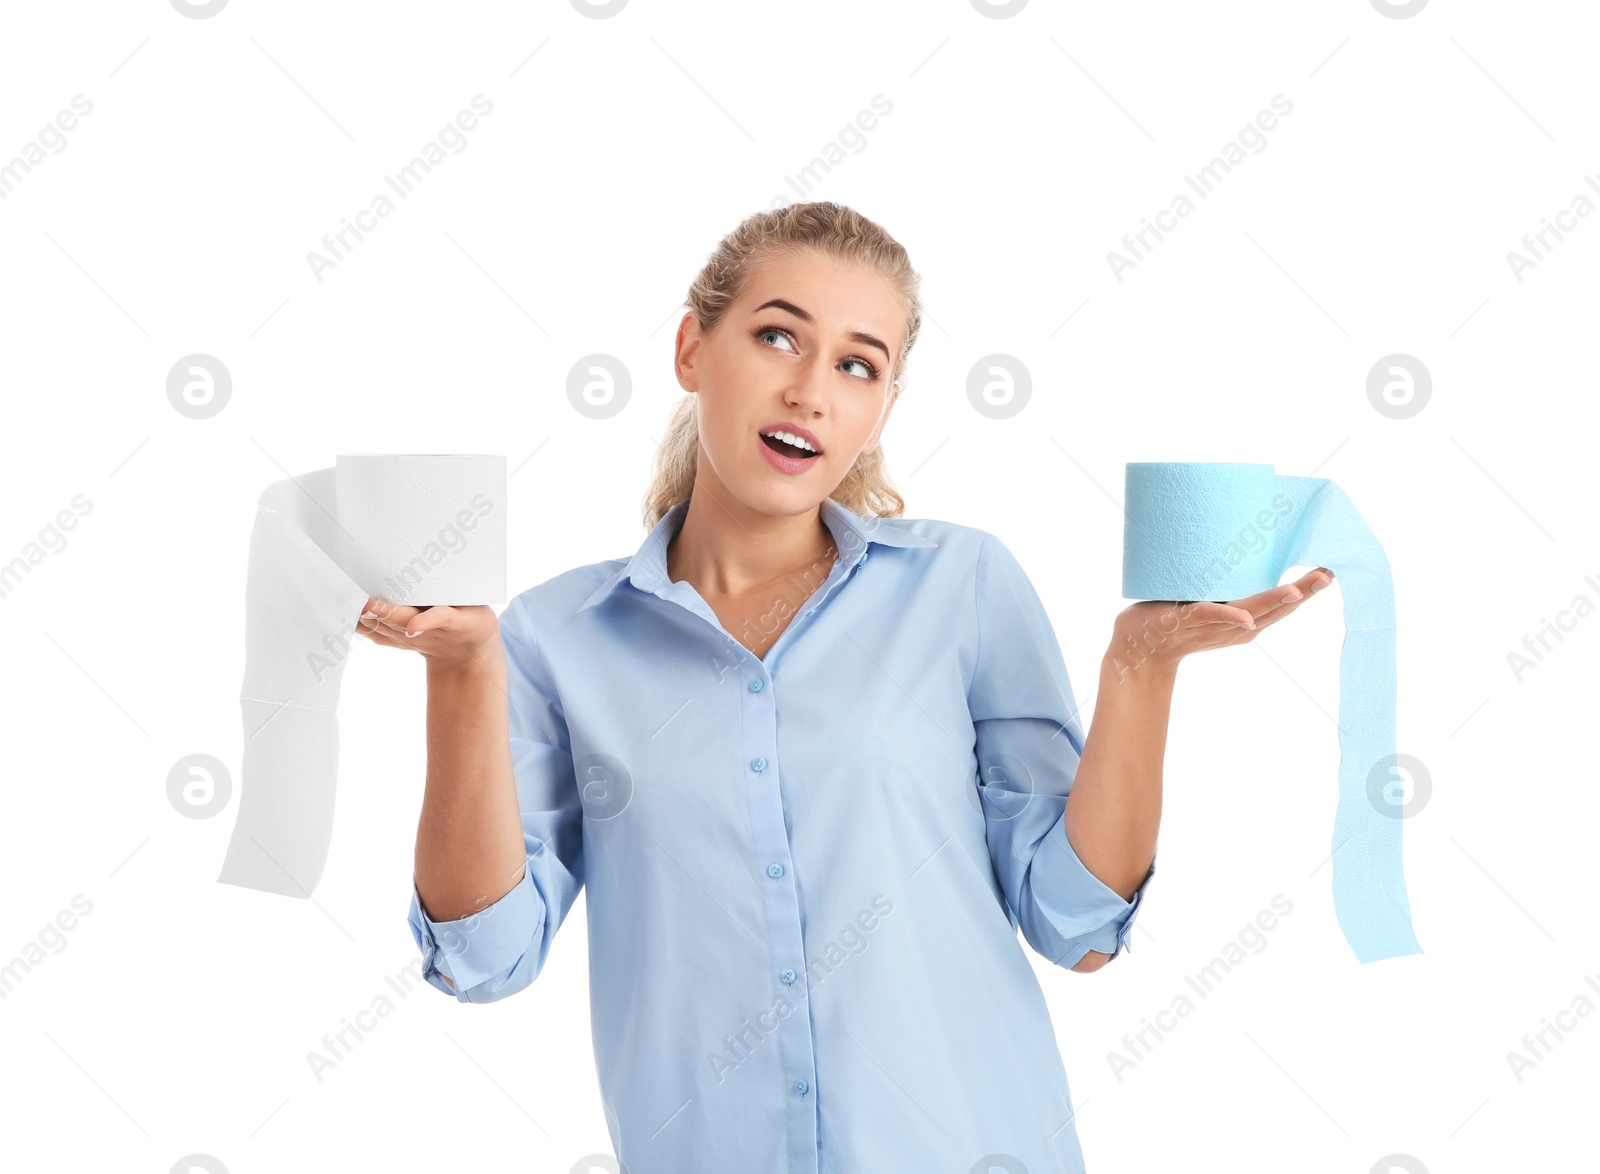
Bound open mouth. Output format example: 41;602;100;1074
760;433;820;460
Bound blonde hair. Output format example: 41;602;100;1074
642;201;923;530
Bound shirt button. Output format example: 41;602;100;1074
795;1078;810;1094
780;968;797;984
805;609;815;617
751;757;767;772
858;552;869;566
767;863;784;878
749;679;764;693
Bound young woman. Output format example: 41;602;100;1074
358;202;1333;1173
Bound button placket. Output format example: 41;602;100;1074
740;666;818;1144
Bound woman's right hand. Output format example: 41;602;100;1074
356;596;501;671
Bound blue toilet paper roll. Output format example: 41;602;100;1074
1122;462;1422;963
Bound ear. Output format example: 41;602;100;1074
860;381;900;455
673;312;702;394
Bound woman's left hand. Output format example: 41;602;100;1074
1109;566;1337;678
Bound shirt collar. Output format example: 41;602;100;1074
576;495;938;613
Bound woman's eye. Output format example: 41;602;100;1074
756;325;878;380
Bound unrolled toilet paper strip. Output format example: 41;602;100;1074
218;454;507;899
1122;462;1422;963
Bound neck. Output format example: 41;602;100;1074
665;477;836;599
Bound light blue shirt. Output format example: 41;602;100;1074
408;495;1156;1173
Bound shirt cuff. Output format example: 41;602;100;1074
407;857;543;999
1046;818;1157;964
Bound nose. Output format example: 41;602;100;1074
782;355;830;417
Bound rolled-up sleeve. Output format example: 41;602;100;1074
968;533;1156;971
406;592;585;1003
409;858;545;999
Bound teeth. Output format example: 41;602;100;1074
761;429;818;454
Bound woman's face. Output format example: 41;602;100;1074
675;250;906;516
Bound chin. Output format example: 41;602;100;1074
741;477;830;516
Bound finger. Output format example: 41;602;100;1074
1241;568;1338;628
362;596;422;635
356;615;406;646
400;604;446;639
1228;581;1305;618
1260;568;1335;616
1242;591;1306;631
1275;568;1334;595
1228;566;1335;620
1280;568;1335;606
1248;582;1308;620
1174;600;1258;628
362;612;412;640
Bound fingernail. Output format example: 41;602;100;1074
361;611;377;619
1238;621;1255;629
405;629;420;638
1283;589;1303;603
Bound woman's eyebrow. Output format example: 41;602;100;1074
753;297;892;365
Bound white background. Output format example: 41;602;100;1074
1;1;1595;1171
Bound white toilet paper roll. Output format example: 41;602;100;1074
218;454;507;898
